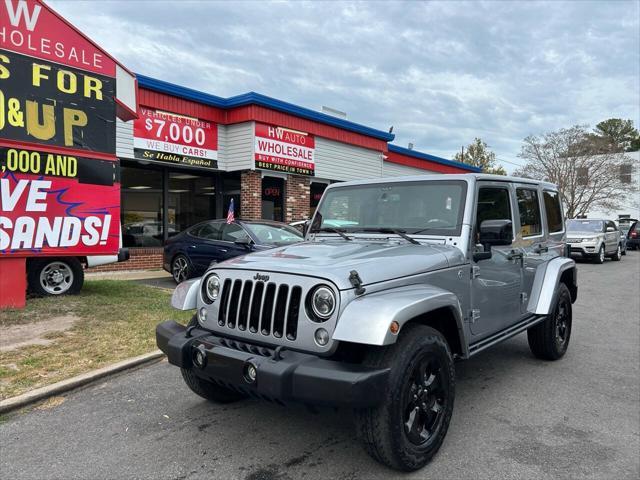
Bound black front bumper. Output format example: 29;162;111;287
156;320;389;407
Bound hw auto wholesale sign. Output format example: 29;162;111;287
254;123;315;176
133;107;218;169
0;0;123;255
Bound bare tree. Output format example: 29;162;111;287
514;125;636;218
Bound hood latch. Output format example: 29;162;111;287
349;270;366;296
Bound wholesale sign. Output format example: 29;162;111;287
0;0;121;256
133;107;218;169
254;123;315;176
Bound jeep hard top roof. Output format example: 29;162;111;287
326;173;558;191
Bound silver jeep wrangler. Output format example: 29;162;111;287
157;174;577;471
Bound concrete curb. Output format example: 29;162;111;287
0;351;165;414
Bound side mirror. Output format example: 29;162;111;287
478;219;513;249
606;226;615;232
234;237;253;249
302;220;310;236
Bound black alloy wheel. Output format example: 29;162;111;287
528;282;572;360
403;354;447;446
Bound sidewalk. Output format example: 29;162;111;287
85;270;176;290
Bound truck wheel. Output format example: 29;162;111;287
611;245;622;261
527;283;572;361
180;318;245;403
27;258;84;296
354;324;455;471
594;245;605;264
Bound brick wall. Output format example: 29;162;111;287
285;174;310;223
241;170;262;220
86;247;164;272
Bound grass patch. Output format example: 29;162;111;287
0;280;192;400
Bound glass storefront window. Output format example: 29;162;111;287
168;172;217;233
310;182;328;217
262;176;284;221
121;166;164;247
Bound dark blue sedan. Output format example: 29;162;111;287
163;219;304;283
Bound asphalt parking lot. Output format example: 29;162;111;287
1;253;639;480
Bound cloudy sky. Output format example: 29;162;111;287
50;0;639;171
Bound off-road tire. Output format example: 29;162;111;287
594;245;605;264
180;317;245;403
27;257;84;296
527;283;572;361
611;245;622;261
354;324;455;471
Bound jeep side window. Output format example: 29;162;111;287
476;187;513;232
543;190;563;233
516;188;542;237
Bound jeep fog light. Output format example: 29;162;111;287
193;345;207;369
244;362;257;383
314;328;330;346
198;307;207;323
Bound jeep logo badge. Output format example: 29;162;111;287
253;273;270;282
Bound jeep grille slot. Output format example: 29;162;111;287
216;278;303;343
260;283;276;335
272;285;289;338
227;280;243;328
248;282;264;333
286;286;302;341
218;279;232;326
237;280;253;331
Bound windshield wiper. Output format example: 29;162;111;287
311;227;352;241
354;228;420;245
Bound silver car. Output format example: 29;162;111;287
566;219;623;263
157;174;578;471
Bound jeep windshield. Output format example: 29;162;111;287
312;180;467;236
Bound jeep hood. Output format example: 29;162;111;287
217;240;465;290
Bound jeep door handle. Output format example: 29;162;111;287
219;248;228;253
507;250;523;260
533;244;549;254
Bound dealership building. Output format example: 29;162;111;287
108;75;480;270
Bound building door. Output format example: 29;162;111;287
262;177;284;221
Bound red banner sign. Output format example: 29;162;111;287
1;0;121;257
133;107;218;169
254;123;315;176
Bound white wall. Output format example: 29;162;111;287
218;122;254;171
116;118;134;159
314;137;383;181
383;161;436;177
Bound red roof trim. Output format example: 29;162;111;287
138;88;388;151
226;105;388;151
386;150;471;174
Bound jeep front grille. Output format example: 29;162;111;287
218;279;303;341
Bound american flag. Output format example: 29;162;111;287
226;198;235;224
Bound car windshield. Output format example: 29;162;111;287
246;223;303;246
312;180;467;235
567;220;603;233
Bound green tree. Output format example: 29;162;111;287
592;118;640;152
453;138;506;175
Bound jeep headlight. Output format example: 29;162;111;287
310;286;336;320
202;274;220;304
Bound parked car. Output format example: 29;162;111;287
566;219;622;263
621;219;639;250
163;219;303;283
157;174;578;471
